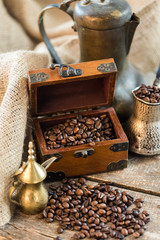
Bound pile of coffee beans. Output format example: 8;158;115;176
134;84;160;103
38;178;150;239
43;114;116;149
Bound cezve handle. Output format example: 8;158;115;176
38;0;77;63
9;181;21;206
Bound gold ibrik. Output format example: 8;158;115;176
9;141;57;214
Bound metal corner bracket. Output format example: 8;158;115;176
107;159;128;171
29;72;49;83
97;62;117;73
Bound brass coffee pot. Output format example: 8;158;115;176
9;141;57;214
39;0;145;121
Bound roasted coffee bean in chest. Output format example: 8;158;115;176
43;114;116;149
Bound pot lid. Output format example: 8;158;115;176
19;142;46;184
74;0;132;30
28;59;117;117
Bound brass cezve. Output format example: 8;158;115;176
9;141;58;214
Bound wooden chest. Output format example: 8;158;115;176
28;59;128;181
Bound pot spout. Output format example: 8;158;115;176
41;157;58;170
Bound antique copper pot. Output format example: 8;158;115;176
39;0;145;121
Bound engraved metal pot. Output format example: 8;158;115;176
124;87;160;155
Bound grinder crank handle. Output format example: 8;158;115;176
38;0;78;64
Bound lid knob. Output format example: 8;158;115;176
28;141;35;161
18;141;47;184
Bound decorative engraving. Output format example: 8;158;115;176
29;72;49;83
110;142;129;152
107;159;128;171
46;171;66;181
97;63;117;73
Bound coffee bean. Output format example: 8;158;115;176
57;227;64;234
94;218;100;225
142;210;149;216
44;114;115;149
55;237;62;240
136;202;143;208
121;228;128;236
40;178;150;240
48;212;54;218
110;230;116;238
81;229;90;238
76;189;83;196
138;228;144;235
133;231;140;238
128;228;134;234
98;203;107;209
136;198;144;203
134;84;160;103
122;195;128;203
116;232;125;239
78;178;86;185
91;200;98;206
133;209;140;217
95;231;102;238
46;217;53;223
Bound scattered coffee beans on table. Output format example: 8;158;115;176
38;178;150;239
134;84;160;103
43;114;116;149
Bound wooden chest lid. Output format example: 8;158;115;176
28;59;117;117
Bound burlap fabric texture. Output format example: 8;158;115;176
0;51;49;227
0;0;160;228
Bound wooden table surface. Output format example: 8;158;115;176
0;152;160;240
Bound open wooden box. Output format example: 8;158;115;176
28;59;128;180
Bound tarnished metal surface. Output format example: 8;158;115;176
97;63;117;73
74;148;95;158
29;72;49;83
124;89;160;155
50;63;82;77
110;142;129;152
107;159;128;171
73;0;132;30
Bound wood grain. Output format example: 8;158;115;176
0;181;160;240
87;152;160;196
34;107;128;177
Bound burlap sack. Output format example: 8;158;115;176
0;50;49;227
0;0;35;53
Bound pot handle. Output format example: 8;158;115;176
38;0;77;63
9;181;21;206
